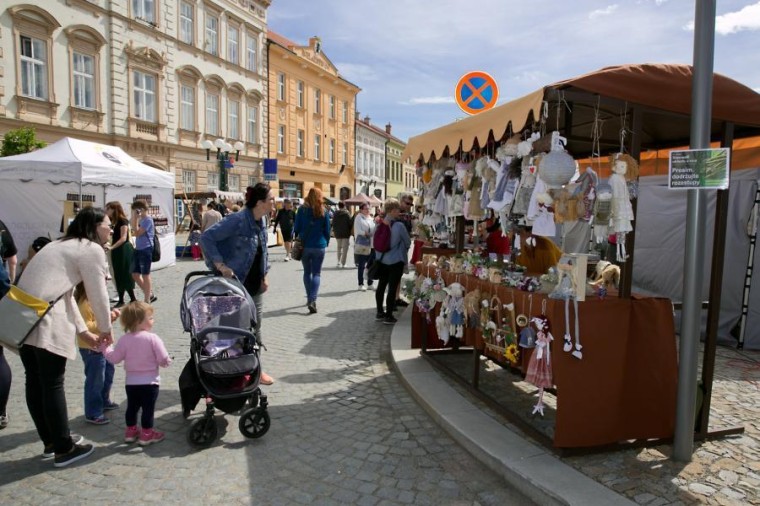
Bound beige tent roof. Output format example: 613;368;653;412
402;63;760;165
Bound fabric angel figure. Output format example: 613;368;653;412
441;282;466;340
609;153;638;261
525;314;554;417
548;255;582;359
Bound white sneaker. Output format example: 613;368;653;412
360;285;367;291
284;256;290;262
337;262;342;268
368;284;375;291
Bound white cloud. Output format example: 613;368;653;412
335;63;379;82
683;1;760;34
401;96;457;106
589;4;618;19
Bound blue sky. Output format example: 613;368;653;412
268;1;760;143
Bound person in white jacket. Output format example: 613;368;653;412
352;203;375;291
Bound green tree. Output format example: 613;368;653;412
1;126;46;157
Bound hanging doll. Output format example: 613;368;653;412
592;180;613;243
525;313;554;417
463;287;481;330
549;255;582;359
439;282;465;343
517;294;536;349
609;153;638;261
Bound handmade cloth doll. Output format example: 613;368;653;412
440;282;465;341
510;156;537;219
530;190;556;238
589;260;620;299
592;180;613;243
549;255;582;359
517;294;536;349
525;314;554;417
463;287;481;329
609;153;638;261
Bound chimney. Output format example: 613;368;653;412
364;116;370;124
355;111;360;120
385;123;392;134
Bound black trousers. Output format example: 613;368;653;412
0;347;11;416
375;262;404;314
125;384;159;429
19;345;74;454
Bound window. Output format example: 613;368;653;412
246;33;257;71
205;92;219;135
72;52;95;109
20;35;48;99
228;174;240;192
179;1;193;44
133;70;156;121
314;88;321;114
228;100;239;139
277;73;285;101
329;138;335;163
132;0;155;24
329;95;335;119
342;100;348;123
180;84;195;130
297;129;304;157
248;175;258;187
227;25;238;64
277;125;285;153
314;134;321;160
208;171;219;190
342;142;348;165
247;105;258;143
182;169;196;192
297;81;304;108
205;14;218;55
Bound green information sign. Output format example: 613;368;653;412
668;148;730;190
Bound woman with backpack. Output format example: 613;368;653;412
294;188;331;314
373;199;410;325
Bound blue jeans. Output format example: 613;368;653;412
79;349;115;419
301;247;325;304
355;253;373;286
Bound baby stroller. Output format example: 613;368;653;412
179;271;270;447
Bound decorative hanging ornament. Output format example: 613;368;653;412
538;131;576;189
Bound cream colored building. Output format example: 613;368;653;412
355;115;387;200
267;32;359;201
0;1;270;203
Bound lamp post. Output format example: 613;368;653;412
201;139;245;192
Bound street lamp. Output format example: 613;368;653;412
202;138;245;192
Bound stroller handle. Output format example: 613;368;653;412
183;270;216;292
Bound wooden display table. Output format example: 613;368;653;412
411;265;678;449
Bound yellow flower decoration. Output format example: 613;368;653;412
505;343;520;366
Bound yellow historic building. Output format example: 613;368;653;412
267;32;359;200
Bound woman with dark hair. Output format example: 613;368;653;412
294;187;331;314
105;201;136;307
200;182;275;385
17;206;114;467
130;199;156;303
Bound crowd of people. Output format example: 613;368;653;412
0;186;426;468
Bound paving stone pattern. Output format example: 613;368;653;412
0;243;531;505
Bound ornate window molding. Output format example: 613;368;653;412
177;65;203;144
65;25;106;132
125;42;167;141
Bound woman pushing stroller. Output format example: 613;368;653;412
200;182;275;386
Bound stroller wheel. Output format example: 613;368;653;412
187;416;218;447
239;407;270;439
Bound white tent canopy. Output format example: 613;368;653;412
0;137;176;269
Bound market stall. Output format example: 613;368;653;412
400;63;760;449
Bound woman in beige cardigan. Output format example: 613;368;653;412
17;207;113;467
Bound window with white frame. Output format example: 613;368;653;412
342;100;348;123
357;150;362;170
343;142;348;165
20;35;48;99
228;174;240;191
207;171;219;190
205;92;219;135
314;88;321;114
297;129;304;157
182;169;196;192
329;138;335;163
329;95;335;119
179;1;193;44
277;125;285;153
314;134;321;160
133;70;156;121
132;0;156;24
297;81;304;108
227;25;238;64
72;52;95;109
277;73;285;101
228;99;239;139
180;84;195;130
248;175;258;187
205;14;218;56
247;104;258;143
246;32;257;72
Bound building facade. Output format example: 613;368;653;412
355;115;387;200
403;157;420;198
385;125;405;200
0;0;270;199
266;32;359;201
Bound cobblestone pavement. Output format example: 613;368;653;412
0;243;531;505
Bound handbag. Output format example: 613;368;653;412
354;234;371;256
151;229;161;262
367;253;384;281
291;238;304;261
0;285;66;351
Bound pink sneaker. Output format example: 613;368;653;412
124;426;140;443
138;428;165;446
